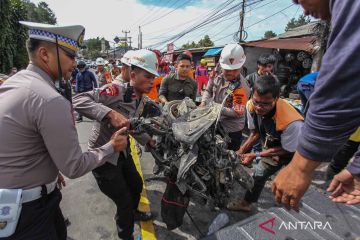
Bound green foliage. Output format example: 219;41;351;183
0;0;57;73
82;37;110;59
263;30;277;39
181;35;214;49
285;14;311;32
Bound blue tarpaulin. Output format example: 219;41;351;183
203;47;223;57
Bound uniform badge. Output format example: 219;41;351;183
0;206;10;216
0;221;7;230
100;84;120;96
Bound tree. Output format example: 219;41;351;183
24;1;56;24
83;37;110;59
263;30;277;39
285;14;311;32
181;35;214;49
0;0;57;73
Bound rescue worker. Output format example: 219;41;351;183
144;49;163;102
113;50;135;84
73;49;158;240
159;53;197;104
200;43;250;151
75;60;98;122
95;57;110;87
227;75;304;211
195;59;209;94
245;53;276;88
0;21;128;239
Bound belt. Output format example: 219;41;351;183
22;178;58;203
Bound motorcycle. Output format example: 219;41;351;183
131;97;254;229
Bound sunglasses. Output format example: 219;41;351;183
59;46;76;60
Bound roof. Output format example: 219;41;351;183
203;47;223;56
173;46;224;54
277;21;320;39
242;36;316;53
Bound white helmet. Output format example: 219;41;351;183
95;57;105;66
219;43;246;70
121;50;135;66
129;49;159;77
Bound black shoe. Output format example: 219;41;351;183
134;210;154;222
76;117;83;122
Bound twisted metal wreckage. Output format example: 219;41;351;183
131;97;254;230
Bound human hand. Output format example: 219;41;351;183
199;102;206;107
238;153;255;166
106;110;130;129
327;169;360;205
57;173;66;190
110;127;129;152
147;139;156;148
234;104;245;116
271;152;319;211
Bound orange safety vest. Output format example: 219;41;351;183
144;75;163;102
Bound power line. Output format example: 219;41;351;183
145;0;269;49
245;3;295;29
138;0;180;26
143;0;237;41
145;0;243;48
141;0;193;27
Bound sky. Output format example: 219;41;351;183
29;0;305;51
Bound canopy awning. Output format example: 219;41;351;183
242;36;316;53
203;47;223;57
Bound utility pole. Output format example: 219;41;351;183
138;26;142;49
128;37;132;49
239;0;246;43
122;30;130;52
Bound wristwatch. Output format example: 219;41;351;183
255;151;261;161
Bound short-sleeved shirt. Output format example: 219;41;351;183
158;73;197;102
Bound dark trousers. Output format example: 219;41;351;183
1;188;66;240
228;131;243;151
326;140;360;179
92;152;143;240
244;156;292;203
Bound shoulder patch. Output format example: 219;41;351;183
100;84;120;96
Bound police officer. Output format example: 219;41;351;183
73;49;158;240
0;21;128;239
200;43;250;151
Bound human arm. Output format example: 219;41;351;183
90;71;98;88
200;77;214;105
38;97;128;179
272;0;360;210
158;76;169;104
72;85;129;128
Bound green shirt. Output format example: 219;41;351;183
159;73;197;102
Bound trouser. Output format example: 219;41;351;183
92;152;143;240
196;77;209;94
1;188;66;240
244;156;292;203
326;140;360;179
228;131;243;151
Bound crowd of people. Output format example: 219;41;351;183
0;0;359;239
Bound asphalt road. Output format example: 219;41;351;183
61;118;330;240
